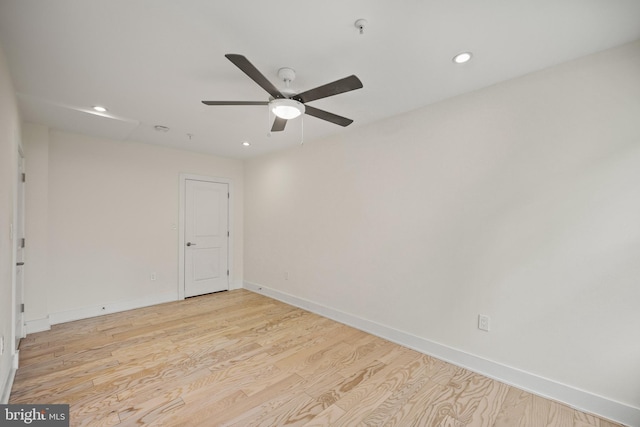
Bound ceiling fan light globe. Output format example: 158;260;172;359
273;106;301;119
271;99;305;120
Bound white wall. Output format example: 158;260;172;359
23;128;244;326
0;40;21;402
244;40;640;422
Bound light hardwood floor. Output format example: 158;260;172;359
10;289;624;426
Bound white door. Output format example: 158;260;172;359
15;152;25;349
184;180;229;297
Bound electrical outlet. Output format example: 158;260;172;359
150;273;157;281
284;271;289;280
478;314;490;332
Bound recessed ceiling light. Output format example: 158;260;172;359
242;141;251;147
453;52;472;64
154;125;170;132
92;105;108;112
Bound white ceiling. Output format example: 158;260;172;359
1;0;639;159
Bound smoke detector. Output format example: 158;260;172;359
355;19;368;35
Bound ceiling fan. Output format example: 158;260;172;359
202;54;363;132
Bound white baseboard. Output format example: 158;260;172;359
25;317;51;334
243;281;639;427
48;292;177;326
1;353;19;404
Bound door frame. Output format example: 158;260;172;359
178;174;233;300
13;144;25;358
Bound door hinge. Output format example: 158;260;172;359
228;192;230;199
21;303;25;313
21;173;26;183
227;269;229;276
227;231;229;237
21;238;25;248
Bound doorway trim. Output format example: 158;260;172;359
178;173;233;300
14;144;25;353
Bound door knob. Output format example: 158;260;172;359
16;262;25;266
186;242;196;246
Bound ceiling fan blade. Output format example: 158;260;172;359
293;75;363;103
202;101;268;106
271;116;287;132
304;105;354;127
225;54;284;100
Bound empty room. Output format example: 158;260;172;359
1;1;639;426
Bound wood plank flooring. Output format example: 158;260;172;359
10;289;624;426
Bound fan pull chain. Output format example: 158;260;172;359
267;105;271;137
300;115;304;145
